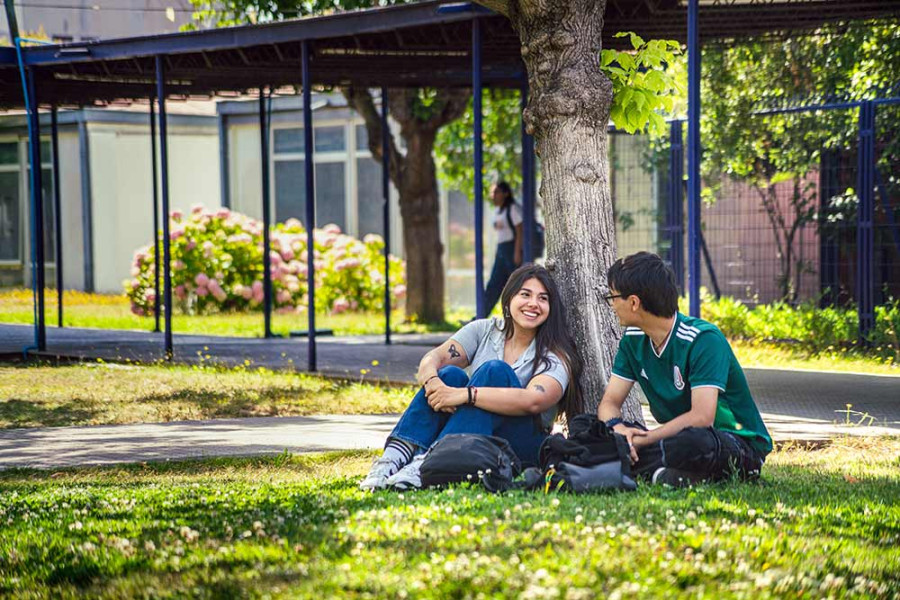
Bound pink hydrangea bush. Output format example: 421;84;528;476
125;206;406;317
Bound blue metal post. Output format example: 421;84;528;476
668;119;685;293
155;56;173;359
302;40;317;371
26;68;46;350
381;86;392;345
686;0;701;317
51;105;63;328
150;92;161;332
520;81;535;263
857;101;875;341
259;89;273;338
473;17;485;317
218;114;230;209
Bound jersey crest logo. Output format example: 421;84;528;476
673;366;685;390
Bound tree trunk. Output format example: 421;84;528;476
481;0;643;422
343;87;468;324
399;129;446;322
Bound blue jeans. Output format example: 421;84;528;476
484;241;517;315
390;360;547;467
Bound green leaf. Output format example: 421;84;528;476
600;49;617;67
629;32;645;50
617;52;636;71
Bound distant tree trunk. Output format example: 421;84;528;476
476;0;643;422
343;87;468;323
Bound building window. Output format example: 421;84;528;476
27;140;56;261
272;125;348;232
0;142;20;262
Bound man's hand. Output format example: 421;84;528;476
613;424;648;464
425;379;466;413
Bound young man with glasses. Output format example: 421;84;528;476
598;252;772;487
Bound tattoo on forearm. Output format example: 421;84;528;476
448;344;460;359
531;384;546;394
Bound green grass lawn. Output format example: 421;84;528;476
0;288;467;337
0;437;897;598
0;362;415;429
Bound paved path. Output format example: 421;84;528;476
1;409;896;470
1;323;897;469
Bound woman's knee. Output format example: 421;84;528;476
471;360;518;385
479;359;514;375
438;365;468;387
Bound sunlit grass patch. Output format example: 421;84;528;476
0;361;415;429
0;288;465;337
0;437;897;598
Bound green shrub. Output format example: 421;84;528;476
700;293;750;338
872;298;900;363
696;292;897;361
124;207;405;317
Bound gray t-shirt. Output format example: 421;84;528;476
451;317;570;430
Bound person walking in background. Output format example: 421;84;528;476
484;181;523;316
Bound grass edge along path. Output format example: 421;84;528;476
0;437;897;598
2;288;898;375
0;361;415;429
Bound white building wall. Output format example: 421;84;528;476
88;122;220;293
228;124;263;221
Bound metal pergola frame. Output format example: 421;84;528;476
3;0;899;364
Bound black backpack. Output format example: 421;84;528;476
538;414;637;492
420;434;522;492
506;203;545;258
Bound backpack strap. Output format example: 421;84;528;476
505;203;516;239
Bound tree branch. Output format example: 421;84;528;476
473;0;510;17
427;88;470;131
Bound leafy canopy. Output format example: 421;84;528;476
602;32;684;136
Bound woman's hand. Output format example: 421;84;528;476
425;379;467;413
416;369;439;388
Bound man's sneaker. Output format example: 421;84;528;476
651;467;706;488
360;456;403;491
386;454;426;490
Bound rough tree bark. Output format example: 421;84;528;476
475;0;643;421
343;87;469;323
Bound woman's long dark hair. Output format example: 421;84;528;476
494;181;515;211
498;263;584;424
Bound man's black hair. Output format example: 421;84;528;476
606;251;678;317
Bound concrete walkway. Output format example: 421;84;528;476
1;409;896;470
1;323;897;469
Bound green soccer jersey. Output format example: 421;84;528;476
611;312;773;456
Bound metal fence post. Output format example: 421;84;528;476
381;86;392;345
259;88;273;338
51;105;63;328
668;120;685;293
473;17;485;318
857;100;875;340
520;80;535;263
155;55;173;359
686;0;701;317
302;40;317;371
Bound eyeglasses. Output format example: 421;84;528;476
603;293;624;307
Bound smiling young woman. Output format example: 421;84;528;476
360;264;584;491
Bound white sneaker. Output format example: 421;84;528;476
360;456;403;491
386;454;426;490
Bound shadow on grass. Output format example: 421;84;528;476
0;398;101;428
